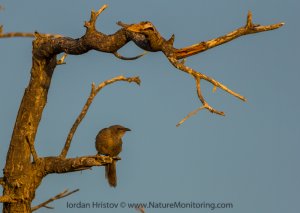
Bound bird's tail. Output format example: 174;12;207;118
105;160;117;187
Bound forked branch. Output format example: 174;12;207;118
1;4;283;135
169;56;242;125
3;6;282;126
168;57;246;101
84;4;108;30
118;10;283;125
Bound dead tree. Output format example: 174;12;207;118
0;4;283;213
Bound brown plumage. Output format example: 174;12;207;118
95;125;131;187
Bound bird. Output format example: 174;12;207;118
95;125;131;187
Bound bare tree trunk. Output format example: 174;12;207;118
3;52;57;212
0;4;283;212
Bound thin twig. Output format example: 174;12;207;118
94;4;108;17
176;106;205;127
31;189;79;211
57;53;68;65
59;75;140;158
113;51;148;60
116;21;130;28
84;4;108;29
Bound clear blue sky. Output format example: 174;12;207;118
0;0;299;212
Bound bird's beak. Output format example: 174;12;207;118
123;127;131;132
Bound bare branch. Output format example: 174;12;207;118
113;51;148;60
59;75;140;158
176;77;225;126
195;77;225;115
31;189;79;211
0;26;62;39
116;11;283;124
44;155;117;174
0;195;17;203
169;56;236;124
174;11;284;59
30;6;131;58
168;56;246;101
84;4;108;30
116;21;130;28
176;106;205;127
1;6;282;144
